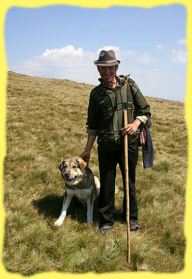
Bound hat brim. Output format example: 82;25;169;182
94;60;120;66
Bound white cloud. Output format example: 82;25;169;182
156;44;164;49
177;38;186;45
171;49;187;64
40;45;92;66
123;50;155;64
13;45;97;83
96;46;155;65
134;53;156;64
123;49;137;56
42;45;84;59
96;45;120;54
135;68;186;101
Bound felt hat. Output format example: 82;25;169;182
94;49;120;66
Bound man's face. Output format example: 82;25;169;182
97;65;117;83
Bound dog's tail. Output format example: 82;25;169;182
94;176;100;197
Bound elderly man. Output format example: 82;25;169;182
81;49;151;232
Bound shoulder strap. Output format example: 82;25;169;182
122;75;134;104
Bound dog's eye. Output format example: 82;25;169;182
72;165;77;169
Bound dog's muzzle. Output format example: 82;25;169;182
64;172;77;181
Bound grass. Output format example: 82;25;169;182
3;71;187;275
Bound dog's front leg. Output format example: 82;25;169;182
55;192;72;226
86;198;94;224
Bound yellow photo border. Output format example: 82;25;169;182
0;0;191;278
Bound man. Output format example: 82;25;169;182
81;49;151;232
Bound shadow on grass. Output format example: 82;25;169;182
32;194;99;224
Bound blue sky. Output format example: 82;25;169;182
5;4;187;101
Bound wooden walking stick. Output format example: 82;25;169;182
123;109;131;264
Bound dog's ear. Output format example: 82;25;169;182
76;157;87;170
58;163;62;171
58;159;64;171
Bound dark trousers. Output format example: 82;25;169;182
98;141;138;226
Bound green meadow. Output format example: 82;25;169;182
3;71;187;274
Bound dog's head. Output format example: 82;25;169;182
59;156;87;186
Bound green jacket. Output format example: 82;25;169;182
86;75;151;151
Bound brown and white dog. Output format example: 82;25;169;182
55;156;100;226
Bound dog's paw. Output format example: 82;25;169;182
54;218;64;226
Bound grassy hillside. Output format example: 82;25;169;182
3;71;187;275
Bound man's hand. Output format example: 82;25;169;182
80;134;96;165
121;119;141;135
80;150;91;164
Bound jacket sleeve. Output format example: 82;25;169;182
86;90;99;136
